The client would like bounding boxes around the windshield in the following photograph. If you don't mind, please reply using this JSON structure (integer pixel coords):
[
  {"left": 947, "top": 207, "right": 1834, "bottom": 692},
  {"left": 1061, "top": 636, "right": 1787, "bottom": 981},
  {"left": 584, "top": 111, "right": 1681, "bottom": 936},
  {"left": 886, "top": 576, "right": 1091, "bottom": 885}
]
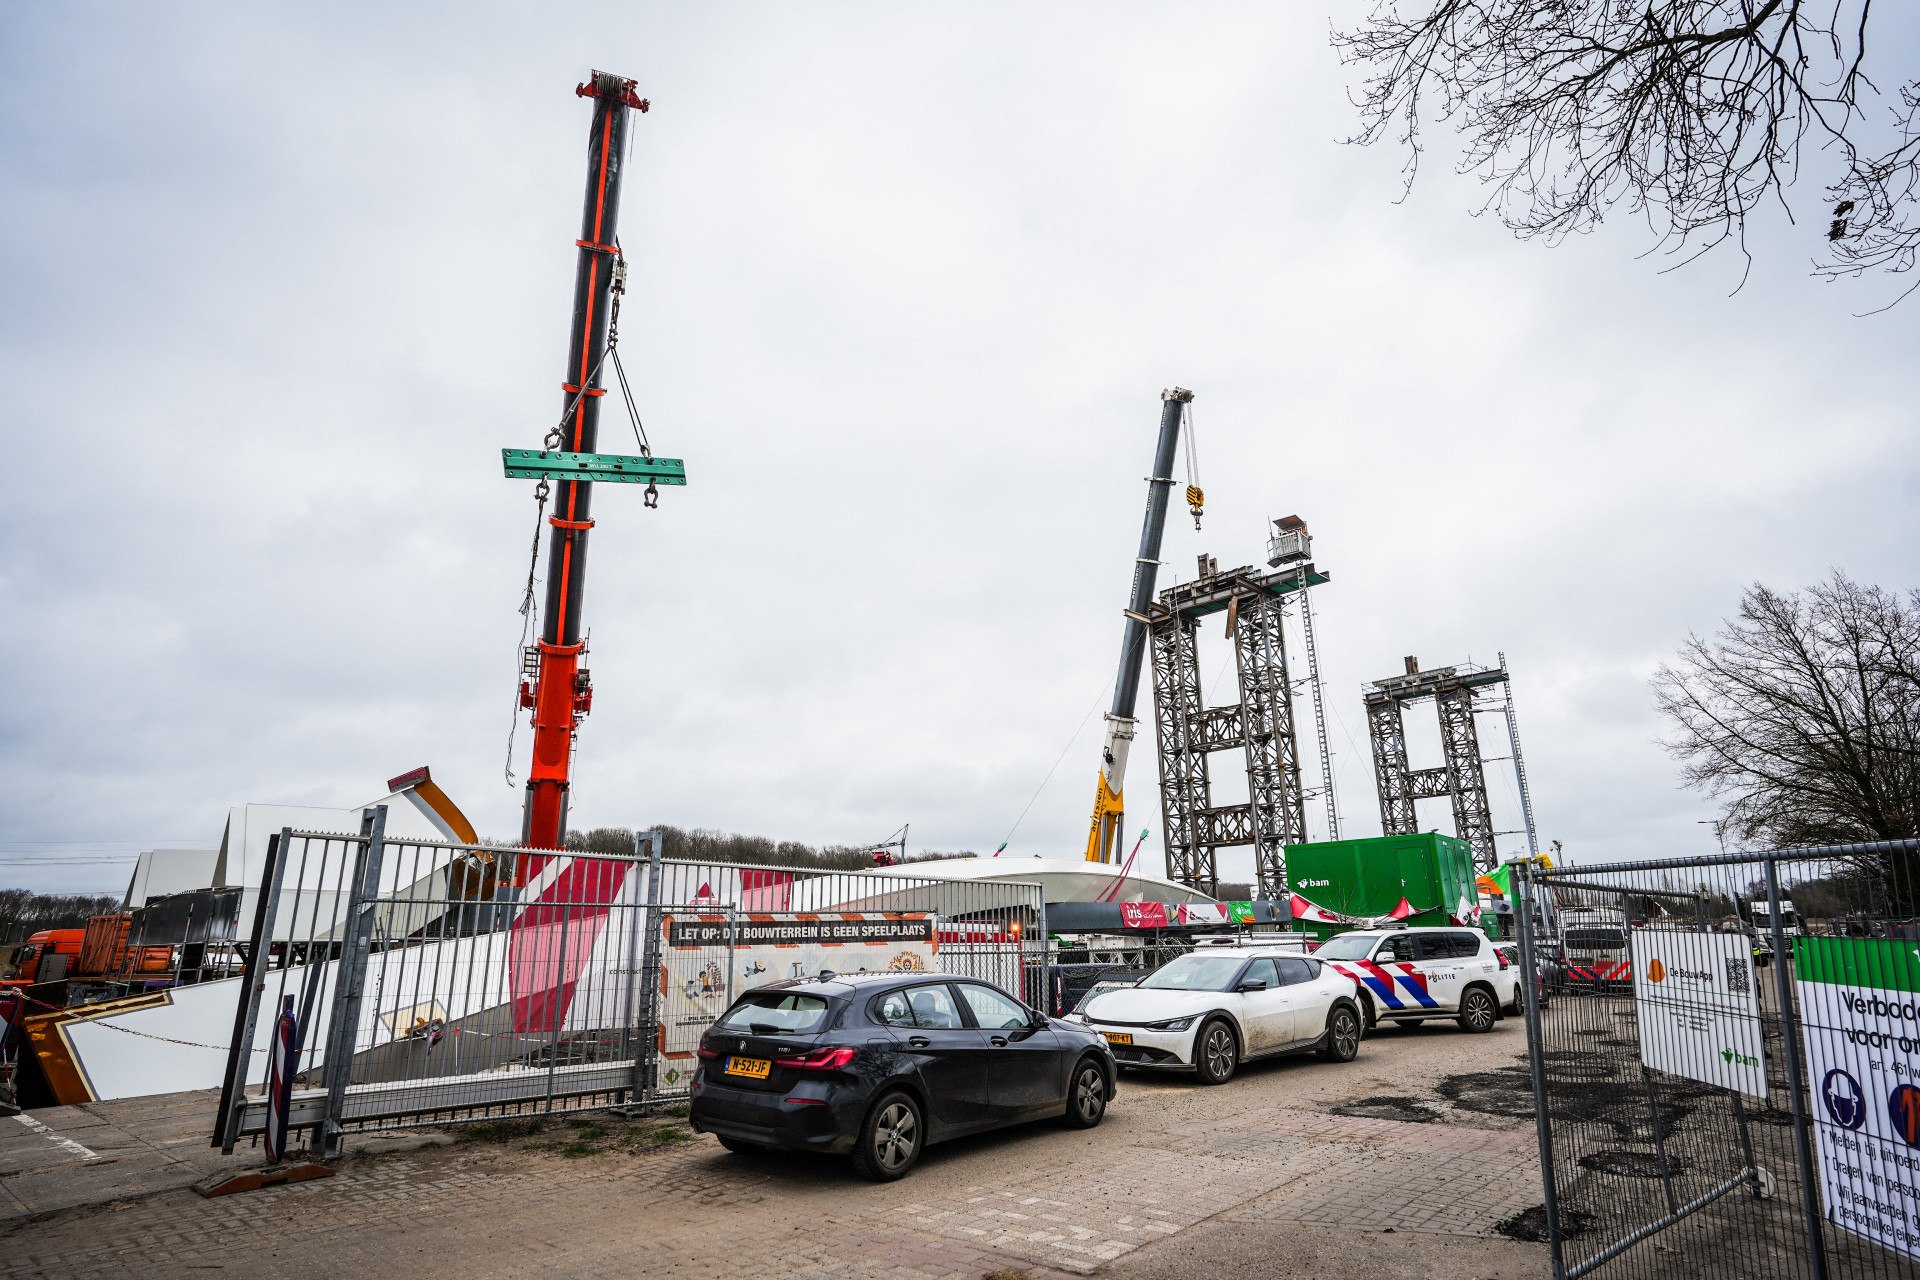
[
  {"left": 715, "top": 991, "right": 833, "bottom": 1035},
  {"left": 1313, "top": 933, "right": 1382, "bottom": 961},
  {"left": 1138, "top": 954, "right": 1248, "bottom": 992},
  {"left": 1565, "top": 928, "right": 1626, "bottom": 950}
]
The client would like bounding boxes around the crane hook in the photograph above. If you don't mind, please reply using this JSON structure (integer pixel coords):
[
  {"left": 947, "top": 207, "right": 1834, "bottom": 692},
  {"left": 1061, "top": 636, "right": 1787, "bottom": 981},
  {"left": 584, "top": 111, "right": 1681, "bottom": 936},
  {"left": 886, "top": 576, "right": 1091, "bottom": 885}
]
[{"left": 1185, "top": 484, "right": 1204, "bottom": 530}]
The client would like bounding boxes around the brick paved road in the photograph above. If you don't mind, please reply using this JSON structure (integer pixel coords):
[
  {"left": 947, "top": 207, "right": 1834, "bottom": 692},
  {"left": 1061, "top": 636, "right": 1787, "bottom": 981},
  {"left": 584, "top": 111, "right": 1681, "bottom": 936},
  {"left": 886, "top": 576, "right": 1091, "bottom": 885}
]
[{"left": 0, "top": 1020, "right": 1549, "bottom": 1279}]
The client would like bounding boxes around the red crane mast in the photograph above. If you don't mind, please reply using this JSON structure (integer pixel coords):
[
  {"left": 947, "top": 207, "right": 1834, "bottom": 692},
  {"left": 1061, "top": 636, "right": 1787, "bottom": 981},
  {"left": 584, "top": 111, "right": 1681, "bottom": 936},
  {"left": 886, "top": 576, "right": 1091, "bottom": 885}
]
[{"left": 515, "top": 71, "right": 653, "bottom": 850}]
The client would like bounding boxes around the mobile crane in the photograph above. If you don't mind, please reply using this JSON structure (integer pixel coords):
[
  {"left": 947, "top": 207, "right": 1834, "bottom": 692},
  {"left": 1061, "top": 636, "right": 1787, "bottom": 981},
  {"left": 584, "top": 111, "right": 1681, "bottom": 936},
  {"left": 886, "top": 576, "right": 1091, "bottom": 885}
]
[
  {"left": 502, "top": 71, "right": 686, "bottom": 851},
  {"left": 1083, "top": 389, "right": 1200, "bottom": 863}
]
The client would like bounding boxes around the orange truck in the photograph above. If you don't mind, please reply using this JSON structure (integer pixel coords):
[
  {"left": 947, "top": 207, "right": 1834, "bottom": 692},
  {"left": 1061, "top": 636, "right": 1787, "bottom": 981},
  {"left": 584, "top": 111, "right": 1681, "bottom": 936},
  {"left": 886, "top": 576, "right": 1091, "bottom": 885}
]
[
  {"left": 3, "top": 930, "right": 83, "bottom": 987},
  {"left": 3, "top": 917, "right": 173, "bottom": 991}
]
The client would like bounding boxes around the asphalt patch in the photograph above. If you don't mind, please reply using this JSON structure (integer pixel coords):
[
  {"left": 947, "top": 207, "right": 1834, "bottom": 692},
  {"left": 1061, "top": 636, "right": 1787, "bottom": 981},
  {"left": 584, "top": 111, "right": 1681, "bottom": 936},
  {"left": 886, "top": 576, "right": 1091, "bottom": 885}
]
[
  {"left": 1579, "top": 1149, "right": 1690, "bottom": 1179},
  {"left": 1495, "top": 1204, "right": 1596, "bottom": 1242},
  {"left": 1329, "top": 1095, "right": 1450, "bottom": 1124},
  {"left": 1437, "top": 1068, "right": 1539, "bottom": 1120}
]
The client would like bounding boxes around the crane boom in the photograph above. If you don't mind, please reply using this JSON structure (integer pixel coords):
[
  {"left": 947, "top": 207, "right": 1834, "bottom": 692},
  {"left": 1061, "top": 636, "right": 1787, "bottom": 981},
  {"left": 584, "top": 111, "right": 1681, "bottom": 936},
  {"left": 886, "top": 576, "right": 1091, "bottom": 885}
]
[
  {"left": 519, "top": 72, "right": 649, "bottom": 850},
  {"left": 1084, "top": 388, "right": 1192, "bottom": 863}
]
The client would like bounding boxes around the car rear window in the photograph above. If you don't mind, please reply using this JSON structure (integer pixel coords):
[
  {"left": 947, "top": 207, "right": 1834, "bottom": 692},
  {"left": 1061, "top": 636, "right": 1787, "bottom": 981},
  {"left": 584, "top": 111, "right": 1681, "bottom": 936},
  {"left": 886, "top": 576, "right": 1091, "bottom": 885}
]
[
  {"left": 1565, "top": 928, "right": 1626, "bottom": 950},
  {"left": 715, "top": 991, "right": 833, "bottom": 1035},
  {"left": 1422, "top": 932, "right": 1482, "bottom": 960}
]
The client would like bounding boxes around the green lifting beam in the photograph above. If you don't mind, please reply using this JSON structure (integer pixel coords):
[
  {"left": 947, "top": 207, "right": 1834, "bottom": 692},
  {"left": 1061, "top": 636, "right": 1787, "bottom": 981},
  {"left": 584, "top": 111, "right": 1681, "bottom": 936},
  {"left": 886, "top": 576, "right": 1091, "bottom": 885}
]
[{"left": 502, "top": 448, "right": 688, "bottom": 485}]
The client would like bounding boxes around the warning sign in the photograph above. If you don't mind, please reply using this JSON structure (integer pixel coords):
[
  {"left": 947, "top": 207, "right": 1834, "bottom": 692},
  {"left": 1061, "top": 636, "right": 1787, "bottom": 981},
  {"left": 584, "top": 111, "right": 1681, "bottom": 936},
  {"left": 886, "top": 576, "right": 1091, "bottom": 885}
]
[
  {"left": 659, "top": 913, "right": 937, "bottom": 1054},
  {"left": 1796, "top": 938, "right": 1920, "bottom": 1261}
]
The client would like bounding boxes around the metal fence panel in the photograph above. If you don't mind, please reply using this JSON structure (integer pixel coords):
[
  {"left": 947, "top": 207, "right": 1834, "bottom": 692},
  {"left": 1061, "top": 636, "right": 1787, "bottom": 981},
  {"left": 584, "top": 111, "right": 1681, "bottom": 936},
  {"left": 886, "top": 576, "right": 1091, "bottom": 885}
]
[
  {"left": 215, "top": 818, "right": 1047, "bottom": 1147},
  {"left": 1518, "top": 838, "right": 1920, "bottom": 1280}
]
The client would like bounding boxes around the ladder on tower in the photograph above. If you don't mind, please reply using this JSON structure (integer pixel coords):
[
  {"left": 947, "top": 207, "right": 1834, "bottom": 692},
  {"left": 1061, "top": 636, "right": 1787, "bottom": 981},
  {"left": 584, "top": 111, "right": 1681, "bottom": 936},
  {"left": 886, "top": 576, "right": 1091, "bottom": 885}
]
[
  {"left": 1498, "top": 652, "right": 1540, "bottom": 861},
  {"left": 1298, "top": 580, "right": 1339, "bottom": 840}
]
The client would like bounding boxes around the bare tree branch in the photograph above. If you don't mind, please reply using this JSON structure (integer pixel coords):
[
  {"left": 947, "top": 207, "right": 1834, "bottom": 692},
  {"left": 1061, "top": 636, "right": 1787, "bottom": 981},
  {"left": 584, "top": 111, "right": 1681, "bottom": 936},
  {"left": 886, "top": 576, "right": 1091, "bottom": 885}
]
[{"left": 1334, "top": 2, "right": 1920, "bottom": 301}]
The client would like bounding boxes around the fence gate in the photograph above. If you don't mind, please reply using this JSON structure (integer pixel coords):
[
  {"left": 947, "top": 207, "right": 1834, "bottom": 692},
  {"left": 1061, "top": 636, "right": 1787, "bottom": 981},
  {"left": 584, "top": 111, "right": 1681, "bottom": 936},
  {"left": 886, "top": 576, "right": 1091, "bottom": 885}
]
[
  {"left": 1515, "top": 837, "right": 1920, "bottom": 1280},
  {"left": 213, "top": 812, "right": 1048, "bottom": 1152}
]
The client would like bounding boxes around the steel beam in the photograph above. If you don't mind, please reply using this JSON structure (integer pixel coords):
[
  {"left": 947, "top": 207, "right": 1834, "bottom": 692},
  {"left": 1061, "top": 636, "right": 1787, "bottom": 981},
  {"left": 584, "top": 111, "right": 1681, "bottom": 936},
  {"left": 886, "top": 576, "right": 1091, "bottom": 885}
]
[
  {"left": 1435, "top": 686, "right": 1498, "bottom": 869},
  {"left": 1233, "top": 591, "right": 1306, "bottom": 897},
  {"left": 1367, "top": 693, "right": 1418, "bottom": 836}
]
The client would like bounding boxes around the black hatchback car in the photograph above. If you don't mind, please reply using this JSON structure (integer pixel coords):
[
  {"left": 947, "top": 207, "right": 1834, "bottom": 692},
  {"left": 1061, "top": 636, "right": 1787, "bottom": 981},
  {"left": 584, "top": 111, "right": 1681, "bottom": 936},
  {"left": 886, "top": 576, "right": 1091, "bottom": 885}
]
[{"left": 689, "top": 972, "right": 1115, "bottom": 1180}]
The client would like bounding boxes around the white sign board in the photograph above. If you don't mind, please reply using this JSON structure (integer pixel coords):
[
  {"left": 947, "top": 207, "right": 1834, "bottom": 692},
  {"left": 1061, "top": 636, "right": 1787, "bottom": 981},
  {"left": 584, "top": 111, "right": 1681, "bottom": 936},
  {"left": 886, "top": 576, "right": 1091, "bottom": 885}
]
[
  {"left": 659, "top": 912, "right": 937, "bottom": 1059},
  {"left": 1796, "top": 938, "right": 1920, "bottom": 1261},
  {"left": 1629, "top": 930, "right": 1766, "bottom": 1098}
]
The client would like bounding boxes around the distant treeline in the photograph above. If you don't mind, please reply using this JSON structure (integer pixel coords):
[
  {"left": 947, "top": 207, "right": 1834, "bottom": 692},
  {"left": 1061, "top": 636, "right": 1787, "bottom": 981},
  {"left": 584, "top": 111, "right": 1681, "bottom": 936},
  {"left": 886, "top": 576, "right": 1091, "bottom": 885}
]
[
  {"left": 0, "top": 890, "right": 123, "bottom": 947},
  {"left": 562, "top": 825, "right": 975, "bottom": 872}
]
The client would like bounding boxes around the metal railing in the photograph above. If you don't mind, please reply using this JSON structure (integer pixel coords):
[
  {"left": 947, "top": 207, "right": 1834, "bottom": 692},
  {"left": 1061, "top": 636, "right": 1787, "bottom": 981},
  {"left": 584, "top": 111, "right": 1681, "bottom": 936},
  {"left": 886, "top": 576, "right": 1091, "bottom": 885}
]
[
  {"left": 212, "top": 811, "right": 1046, "bottom": 1155},
  {"left": 1516, "top": 838, "right": 1920, "bottom": 1280}
]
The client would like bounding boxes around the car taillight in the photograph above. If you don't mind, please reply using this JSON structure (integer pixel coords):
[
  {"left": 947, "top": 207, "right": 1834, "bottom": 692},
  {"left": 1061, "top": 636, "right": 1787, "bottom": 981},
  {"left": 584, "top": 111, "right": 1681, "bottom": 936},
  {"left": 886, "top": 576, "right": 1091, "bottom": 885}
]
[
  {"left": 696, "top": 1044, "right": 720, "bottom": 1060},
  {"left": 775, "top": 1046, "right": 858, "bottom": 1072},
  {"left": 1496, "top": 950, "right": 1510, "bottom": 970}
]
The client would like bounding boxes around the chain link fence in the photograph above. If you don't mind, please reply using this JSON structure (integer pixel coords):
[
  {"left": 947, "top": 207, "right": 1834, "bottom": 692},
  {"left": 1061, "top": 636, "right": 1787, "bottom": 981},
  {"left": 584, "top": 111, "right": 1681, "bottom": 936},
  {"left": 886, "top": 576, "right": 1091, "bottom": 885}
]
[{"left": 1516, "top": 837, "right": 1920, "bottom": 1280}]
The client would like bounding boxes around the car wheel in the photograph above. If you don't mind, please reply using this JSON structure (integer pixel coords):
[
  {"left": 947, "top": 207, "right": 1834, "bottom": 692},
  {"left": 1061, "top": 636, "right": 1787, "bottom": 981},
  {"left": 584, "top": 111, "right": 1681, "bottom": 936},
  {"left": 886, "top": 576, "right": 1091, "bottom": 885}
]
[
  {"left": 1194, "top": 1019, "right": 1238, "bottom": 1085},
  {"left": 1458, "top": 987, "right": 1498, "bottom": 1034},
  {"left": 850, "top": 1091, "right": 923, "bottom": 1182},
  {"left": 715, "top": 1135, "right": 763, "bottom": 1155},
  {"left": 1063, "top": 1058, "right": 1108, "bottom": 1129},
  {"left": 1317, "top": 1004, "right": 1361, "bottom": 1062}
]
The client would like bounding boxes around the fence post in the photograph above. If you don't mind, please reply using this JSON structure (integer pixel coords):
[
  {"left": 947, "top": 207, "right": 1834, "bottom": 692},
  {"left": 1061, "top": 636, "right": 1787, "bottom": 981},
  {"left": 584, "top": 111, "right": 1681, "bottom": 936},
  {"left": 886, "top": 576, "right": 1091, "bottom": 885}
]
[
  {"left": 1036, "top": 896, "right": 1048, "bottom": 1007},
  {"left": 1515, "top": 864, "right": 1566, "bottom": 1280},
  {"left": 213, "top": 827, "right": 290, "bottom": 1153},
  {"left": 543, "top": 900, "right": 572, "bottom": 1112},
  {"left": 1640, "top": 1066, "right": 1680, "bottom": 1216},
  {"left": 633, "top": 828, "right": 665, "bottom": 1103},
  {"left": 615, "top": 833, "right": 647, "bottom": 1102},
  {"left": 318, "top": 805, "right": 388, "bottom": 1160},
  {"left": 1766, "top": 854, "right": 1829, "bottom": 1280}
]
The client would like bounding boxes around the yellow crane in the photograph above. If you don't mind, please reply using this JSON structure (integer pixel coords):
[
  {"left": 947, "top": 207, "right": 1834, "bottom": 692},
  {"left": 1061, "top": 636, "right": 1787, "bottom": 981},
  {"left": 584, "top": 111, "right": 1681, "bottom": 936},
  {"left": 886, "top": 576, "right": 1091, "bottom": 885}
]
[{"left": 1084, "top": 388, "right": 1202, "bottom": 862}]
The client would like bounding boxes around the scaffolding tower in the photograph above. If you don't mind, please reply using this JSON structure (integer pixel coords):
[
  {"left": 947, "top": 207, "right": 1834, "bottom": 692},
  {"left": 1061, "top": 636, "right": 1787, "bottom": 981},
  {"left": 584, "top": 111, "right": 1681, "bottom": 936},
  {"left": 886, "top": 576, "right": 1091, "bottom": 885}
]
[
  {"left": 1150, "top": 544, "right": 1330, "bottom": 899},
  {"left": 1363, "top": 657, "right": 1517, "bottom": 871}
]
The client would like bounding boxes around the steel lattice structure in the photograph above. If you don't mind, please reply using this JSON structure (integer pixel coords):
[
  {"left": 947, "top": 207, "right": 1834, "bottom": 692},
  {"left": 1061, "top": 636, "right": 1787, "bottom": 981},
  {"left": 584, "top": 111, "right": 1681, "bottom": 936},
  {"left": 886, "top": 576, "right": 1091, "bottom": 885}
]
[
  {"left": 1362, "top": 660, "right": 1511, "bottom": 871},
  {"left": 1150, "top": 561, "right": 1328, "bottom": 898}
]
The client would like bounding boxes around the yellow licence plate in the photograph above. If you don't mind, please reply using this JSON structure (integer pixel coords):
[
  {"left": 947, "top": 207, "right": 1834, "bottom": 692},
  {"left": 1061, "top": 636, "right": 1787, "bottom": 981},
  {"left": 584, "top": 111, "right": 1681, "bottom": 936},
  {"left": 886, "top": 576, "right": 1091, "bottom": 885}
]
[
  {"left": 1102, "top": 1032, "right": 1133, "bottom": 1046},
  {"left": 724, "top": 1056, "right": 772, "bottom": 1079}
]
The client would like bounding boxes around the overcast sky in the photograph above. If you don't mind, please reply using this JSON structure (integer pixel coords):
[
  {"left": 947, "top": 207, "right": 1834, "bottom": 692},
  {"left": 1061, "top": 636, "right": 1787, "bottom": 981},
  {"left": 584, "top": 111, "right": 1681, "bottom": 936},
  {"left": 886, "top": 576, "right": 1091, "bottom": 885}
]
[{"left": 4, "top": 4, "right": 1917, "bottom": 895}]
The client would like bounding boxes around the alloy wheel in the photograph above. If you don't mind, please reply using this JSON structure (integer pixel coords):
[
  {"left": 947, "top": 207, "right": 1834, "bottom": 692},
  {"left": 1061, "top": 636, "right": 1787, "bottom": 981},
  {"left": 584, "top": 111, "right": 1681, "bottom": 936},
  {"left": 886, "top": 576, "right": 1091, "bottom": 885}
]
[
  {"left": 874, "top": 1100, "right": 918, "bottom": 1172},
  {"left": 1462, "top": 990, "right": 1497, "bottom": 1032},
  {"left": 1202, "top": 1023, "right": 1237, "bottom": 1081},
  {"left": 1075, "top": 1066, "right": 1105, "bottom": 1122},
  {"left": 1331, "top": 1010, "right": 1360, "bottom": 1059}
]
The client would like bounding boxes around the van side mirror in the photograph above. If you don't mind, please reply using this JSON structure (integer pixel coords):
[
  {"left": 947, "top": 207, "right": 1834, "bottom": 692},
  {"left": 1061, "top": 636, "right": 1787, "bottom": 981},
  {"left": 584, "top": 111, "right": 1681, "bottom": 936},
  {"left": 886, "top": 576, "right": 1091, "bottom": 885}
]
[{"left": 1236, "top": 979, "right": 1269, "bottom": 992}]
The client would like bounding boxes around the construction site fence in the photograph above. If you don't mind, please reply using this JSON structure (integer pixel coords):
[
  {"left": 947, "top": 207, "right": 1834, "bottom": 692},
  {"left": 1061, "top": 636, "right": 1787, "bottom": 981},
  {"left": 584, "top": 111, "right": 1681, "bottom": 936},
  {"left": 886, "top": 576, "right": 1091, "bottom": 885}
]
[
  {"left": 1515, "top": 837, "right": 1920, "bottom": 1280},
  {"left": 212, "top": 811, "right": 1045, "bottom": 1157}
]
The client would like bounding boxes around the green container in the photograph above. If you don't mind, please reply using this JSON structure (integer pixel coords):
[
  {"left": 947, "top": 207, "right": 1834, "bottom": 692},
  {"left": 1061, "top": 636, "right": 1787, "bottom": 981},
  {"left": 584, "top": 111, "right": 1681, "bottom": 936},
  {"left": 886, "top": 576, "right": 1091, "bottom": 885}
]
[{"left": 1284, "top": 834, "right": 1481, "bottom": 942}]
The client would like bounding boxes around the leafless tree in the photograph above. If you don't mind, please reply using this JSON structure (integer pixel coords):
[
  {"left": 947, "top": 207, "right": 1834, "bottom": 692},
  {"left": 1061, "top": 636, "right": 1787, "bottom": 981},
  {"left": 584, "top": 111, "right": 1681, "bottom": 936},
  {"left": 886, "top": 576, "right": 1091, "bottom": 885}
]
[
  {"left": 1653, "top": 572, "right": 1920, "bottom": 852},
  {"left": 1335, "top": 2, "right": 1920, "bottom": 303}
]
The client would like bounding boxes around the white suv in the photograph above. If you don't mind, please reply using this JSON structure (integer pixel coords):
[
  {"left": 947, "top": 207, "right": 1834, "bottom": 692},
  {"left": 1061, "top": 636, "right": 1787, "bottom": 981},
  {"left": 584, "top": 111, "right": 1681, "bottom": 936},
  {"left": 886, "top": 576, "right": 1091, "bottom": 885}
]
[
  {"left": 1072, "top": 946, "right": 1366, "bottom": 1084},
  {"left": 1312, "top": 927, "right": 1521, "bottom": 1034}
]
